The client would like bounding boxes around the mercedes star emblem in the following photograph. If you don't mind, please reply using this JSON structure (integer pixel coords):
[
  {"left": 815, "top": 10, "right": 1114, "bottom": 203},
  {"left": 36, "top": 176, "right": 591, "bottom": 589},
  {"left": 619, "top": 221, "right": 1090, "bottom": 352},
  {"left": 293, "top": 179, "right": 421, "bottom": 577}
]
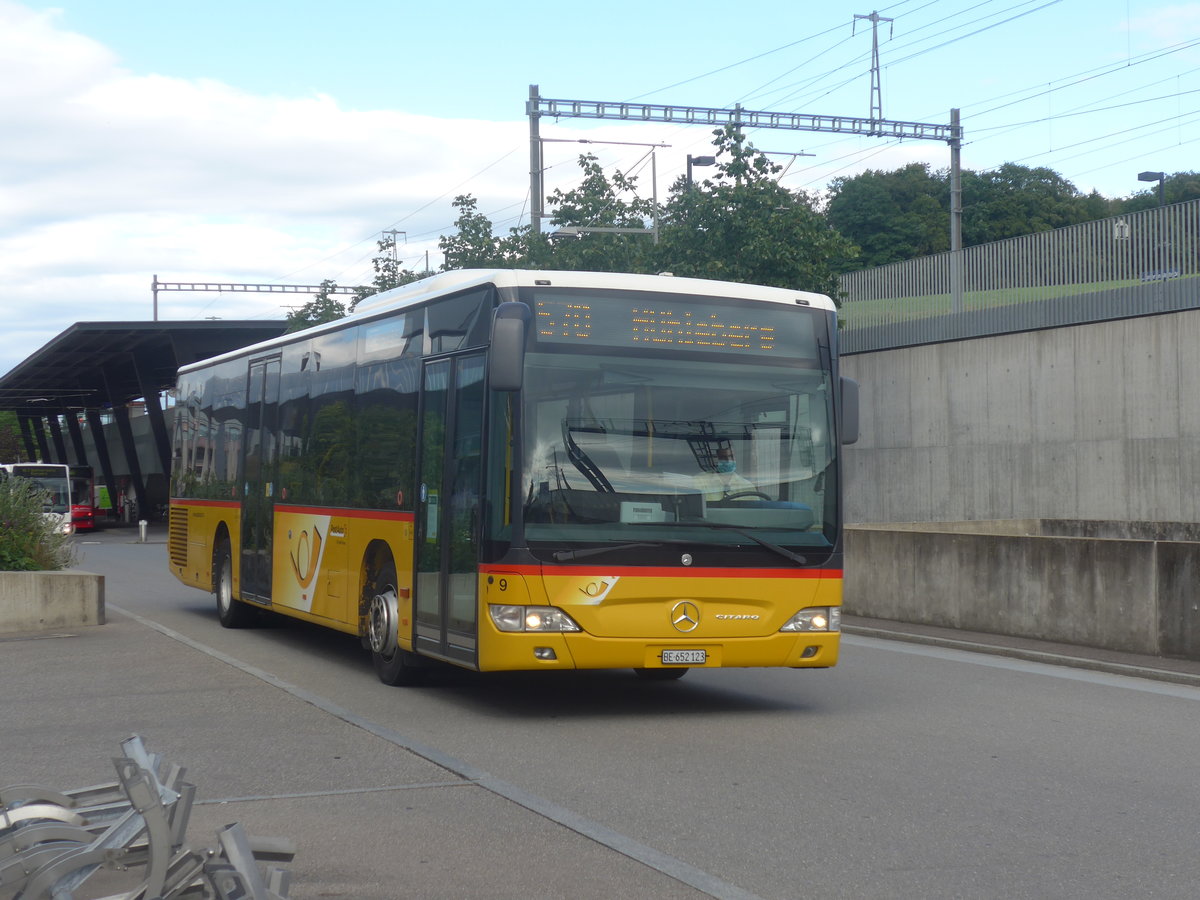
[{"left": 671, "top": 600, "right": 700, "bottom": 633}]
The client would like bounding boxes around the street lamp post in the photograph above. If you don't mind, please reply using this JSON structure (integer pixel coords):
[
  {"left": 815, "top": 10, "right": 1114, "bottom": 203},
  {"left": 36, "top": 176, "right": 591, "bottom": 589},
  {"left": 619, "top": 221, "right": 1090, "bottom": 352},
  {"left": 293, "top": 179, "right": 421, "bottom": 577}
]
[
  {"left": 1137, "top": 170, "right": 1169, "bottom": 292},
  {"left": 686, "top": 154, "right": 716, "bottom": 186},
  {"left": 1138, "top": 170, "right": 1166, "bottom": 207}
]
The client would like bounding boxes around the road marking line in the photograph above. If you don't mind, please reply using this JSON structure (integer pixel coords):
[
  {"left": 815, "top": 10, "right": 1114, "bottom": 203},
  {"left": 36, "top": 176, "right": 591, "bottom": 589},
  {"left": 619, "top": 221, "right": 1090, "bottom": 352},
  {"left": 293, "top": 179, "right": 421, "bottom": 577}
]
[{"left": 111, "top": 604, "right": 765, "bottom": 900}]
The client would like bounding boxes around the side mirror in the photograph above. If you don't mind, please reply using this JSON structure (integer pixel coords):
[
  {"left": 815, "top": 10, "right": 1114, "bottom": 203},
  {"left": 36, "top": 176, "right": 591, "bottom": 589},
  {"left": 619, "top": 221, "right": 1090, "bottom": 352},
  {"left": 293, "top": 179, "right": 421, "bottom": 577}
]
[
  {"left": 839, "top": 376, "right": 859, "bottom": 445},
  {"left": 489, "top": 302, "right": 530, "bottom": 392}
]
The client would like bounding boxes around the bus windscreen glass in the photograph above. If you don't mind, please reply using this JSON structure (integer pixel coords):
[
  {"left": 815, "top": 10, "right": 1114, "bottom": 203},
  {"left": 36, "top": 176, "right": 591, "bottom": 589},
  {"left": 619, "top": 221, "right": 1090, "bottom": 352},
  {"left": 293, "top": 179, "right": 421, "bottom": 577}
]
[
  {"left": 9, "top": 465, "right": 71, "bottom": 513},
  {"left": 517, "top": 292, "right": 836, "bottom": 563}
]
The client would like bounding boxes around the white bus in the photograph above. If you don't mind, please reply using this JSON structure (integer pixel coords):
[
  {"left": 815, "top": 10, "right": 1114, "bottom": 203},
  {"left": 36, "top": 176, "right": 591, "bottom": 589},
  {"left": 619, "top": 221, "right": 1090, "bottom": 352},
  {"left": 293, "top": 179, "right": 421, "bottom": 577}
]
[{"left": 1, "top": 463, "right": 75, "bottom": 535}]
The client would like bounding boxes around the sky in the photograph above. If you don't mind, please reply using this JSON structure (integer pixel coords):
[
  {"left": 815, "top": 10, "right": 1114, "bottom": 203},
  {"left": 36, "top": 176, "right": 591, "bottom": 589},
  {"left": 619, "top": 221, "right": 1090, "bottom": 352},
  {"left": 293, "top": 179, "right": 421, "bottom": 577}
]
[{"left": 1, "top": 0, "right": 1197, "bottom": 379}]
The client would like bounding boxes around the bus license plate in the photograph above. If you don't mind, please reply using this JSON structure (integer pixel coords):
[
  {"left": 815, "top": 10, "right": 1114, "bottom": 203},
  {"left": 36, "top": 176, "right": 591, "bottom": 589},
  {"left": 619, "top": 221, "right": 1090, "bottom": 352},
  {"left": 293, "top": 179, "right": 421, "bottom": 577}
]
[{"left": 662, "top": 649, "right": 706, "bottom": 665}]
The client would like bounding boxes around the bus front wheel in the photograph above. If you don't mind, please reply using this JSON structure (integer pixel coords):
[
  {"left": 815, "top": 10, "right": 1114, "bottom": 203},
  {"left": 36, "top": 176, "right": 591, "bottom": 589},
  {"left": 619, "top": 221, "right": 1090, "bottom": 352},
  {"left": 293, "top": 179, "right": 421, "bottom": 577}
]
[
  {"left": 214, "top": 539, "right": 254, "bottom": 628},
  {"left": 365, "top": 557, "right": 424, "bottom": 686}
]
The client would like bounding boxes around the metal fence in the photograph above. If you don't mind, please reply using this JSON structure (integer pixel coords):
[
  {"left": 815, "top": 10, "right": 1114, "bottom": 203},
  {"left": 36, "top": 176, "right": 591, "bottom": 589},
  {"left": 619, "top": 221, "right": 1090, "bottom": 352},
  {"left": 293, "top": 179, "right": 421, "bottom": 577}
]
[{"left": 838, "top": 198, "right": 1200, "bottom": 354}]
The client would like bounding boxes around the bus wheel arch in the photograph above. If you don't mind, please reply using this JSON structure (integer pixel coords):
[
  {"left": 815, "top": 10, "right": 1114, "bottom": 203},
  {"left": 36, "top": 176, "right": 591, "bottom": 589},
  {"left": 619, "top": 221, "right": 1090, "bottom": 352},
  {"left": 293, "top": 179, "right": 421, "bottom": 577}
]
[{"left": 360, "top": 542, "right": 423, "bottom": 686}]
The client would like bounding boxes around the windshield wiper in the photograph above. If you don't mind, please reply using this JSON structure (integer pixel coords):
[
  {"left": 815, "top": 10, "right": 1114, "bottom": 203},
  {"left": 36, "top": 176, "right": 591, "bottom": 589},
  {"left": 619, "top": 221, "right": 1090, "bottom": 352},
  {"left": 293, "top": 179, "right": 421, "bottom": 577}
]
[
  {"left": 553, "top": 542, "right": 665, "bottom": 561},
  {"left": 640, "top": 522, "right": 808, "bottom": 566}
]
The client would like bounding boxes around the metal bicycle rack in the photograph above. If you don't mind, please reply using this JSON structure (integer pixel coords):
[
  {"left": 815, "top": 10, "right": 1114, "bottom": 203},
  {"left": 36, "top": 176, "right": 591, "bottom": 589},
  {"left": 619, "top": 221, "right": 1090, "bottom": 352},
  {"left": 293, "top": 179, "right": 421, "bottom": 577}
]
[{"left": 1, "top": 735, "right": 295, "bottom": 899}]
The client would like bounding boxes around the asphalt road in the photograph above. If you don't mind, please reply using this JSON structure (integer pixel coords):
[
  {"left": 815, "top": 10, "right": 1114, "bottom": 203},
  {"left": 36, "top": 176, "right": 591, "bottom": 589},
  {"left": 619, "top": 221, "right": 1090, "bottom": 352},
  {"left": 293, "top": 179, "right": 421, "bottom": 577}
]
[{"left": 8, "top": 526, "right": 1200, "bottom": 899}]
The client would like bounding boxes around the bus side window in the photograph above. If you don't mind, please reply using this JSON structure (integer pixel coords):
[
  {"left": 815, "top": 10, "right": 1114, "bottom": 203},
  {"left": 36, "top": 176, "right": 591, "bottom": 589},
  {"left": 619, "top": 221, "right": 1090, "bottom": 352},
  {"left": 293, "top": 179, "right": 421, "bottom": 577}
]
[{"left": 426, "top": 289, "right": 492, "bottom": 354}]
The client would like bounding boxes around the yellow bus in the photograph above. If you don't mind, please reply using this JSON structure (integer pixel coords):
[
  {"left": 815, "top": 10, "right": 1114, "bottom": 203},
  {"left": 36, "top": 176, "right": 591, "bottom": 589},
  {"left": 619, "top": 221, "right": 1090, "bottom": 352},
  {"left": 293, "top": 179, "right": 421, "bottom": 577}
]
[{"left": 168, "top": 270, "right": 858, "bottom": 684}]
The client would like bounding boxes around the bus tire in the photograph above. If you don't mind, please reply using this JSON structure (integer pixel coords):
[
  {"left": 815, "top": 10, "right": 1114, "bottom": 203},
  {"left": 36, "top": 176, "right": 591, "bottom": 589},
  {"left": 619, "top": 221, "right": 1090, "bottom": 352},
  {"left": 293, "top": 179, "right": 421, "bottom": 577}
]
[
  {"left": 214, "top": 539, "right": 254, "bottom": 628},
  {"left": 634, "top": 667, "right": 689, "bottom": 681},
  {"left": 365, "top": 556, "right": 424, "bottom": 686}
]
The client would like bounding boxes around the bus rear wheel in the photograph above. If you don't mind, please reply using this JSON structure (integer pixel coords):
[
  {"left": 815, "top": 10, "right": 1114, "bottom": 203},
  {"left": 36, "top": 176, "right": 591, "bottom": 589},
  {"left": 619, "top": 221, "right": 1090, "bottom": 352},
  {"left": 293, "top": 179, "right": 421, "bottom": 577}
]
[
  {"left": 365, "top": 557, "right": 423, "bottom": 686},
  {"left": 214, "top": 539, "right": 254, "bottom": 628}
]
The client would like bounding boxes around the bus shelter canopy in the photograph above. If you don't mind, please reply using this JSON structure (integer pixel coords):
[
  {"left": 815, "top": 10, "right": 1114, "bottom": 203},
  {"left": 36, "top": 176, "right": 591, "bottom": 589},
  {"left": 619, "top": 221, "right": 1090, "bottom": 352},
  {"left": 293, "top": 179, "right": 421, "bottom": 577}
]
[
  {"left": 0, "top": 321, "right": 287, "bottom": 413},
  {"left": 0, "top": 320, "right": 287, "bottom": 521}
]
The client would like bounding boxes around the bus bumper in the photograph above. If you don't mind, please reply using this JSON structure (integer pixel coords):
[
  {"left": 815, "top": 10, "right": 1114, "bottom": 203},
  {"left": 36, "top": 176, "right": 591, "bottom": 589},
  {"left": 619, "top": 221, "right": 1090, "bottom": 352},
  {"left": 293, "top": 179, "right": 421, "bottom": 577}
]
[{"left": 477, "top": 630, "right": 840, "bottom": 672}]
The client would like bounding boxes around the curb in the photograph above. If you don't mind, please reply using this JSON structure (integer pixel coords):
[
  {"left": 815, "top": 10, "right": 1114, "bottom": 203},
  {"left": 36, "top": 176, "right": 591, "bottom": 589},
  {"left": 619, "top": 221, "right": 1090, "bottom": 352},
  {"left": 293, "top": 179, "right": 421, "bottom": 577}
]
[{"left": 844, "top": 624, "right": 1200, "bottom": 689}]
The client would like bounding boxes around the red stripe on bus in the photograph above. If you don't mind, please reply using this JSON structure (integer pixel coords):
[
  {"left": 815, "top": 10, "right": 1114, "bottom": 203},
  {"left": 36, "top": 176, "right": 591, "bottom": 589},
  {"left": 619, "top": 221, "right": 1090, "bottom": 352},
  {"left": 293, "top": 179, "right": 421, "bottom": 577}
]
[
  {"left": 479, "top": 563, "right": 841, "bottom": 579},
  {"left": 274, "top": 504, "right": 415, "bottom": 522},
  {"left": 169, "top": 499, "right": 414, "bottom": 522}
]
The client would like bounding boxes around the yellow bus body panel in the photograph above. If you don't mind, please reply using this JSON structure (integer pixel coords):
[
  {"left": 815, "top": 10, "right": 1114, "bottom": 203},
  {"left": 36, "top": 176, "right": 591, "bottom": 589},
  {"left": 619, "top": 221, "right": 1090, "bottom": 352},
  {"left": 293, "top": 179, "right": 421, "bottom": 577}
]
[
  {"left": 478, "top": 565, "right": 842, "bottom": 672},
  {"left": 169, "top": 501, "right": 417, "bottom": 643}
]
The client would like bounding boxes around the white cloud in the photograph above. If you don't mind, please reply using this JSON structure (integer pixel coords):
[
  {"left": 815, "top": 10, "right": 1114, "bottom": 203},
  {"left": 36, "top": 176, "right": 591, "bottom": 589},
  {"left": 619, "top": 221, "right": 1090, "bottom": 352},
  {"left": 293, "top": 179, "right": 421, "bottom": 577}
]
[
  {"left": 9, "top": 0, "right": 1187, "bottom": 379},
  {"left": 0, "top": 1, "right": 547, "bottom": 375},
  {"left": 1127, "top": 4, "right": 1200, "bottom": 42}
]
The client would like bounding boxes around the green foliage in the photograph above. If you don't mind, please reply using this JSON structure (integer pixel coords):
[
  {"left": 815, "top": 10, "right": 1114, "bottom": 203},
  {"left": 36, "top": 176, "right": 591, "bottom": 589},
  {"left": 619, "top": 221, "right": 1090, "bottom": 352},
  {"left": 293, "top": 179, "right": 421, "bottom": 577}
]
[
  {"left": 826, "top": 161, "right": 1126, "bottom": 261},
  {"left": 350, "top": 235, "right": 423, "bottom": 310},
  {"left": 0, "top": 411, "right": 24, "bottom": 462},
  {"left": 961, "top": 163, "right": 1099, "bottom": 244},
  {"left": 653, "top": 127, "right": 859, "bottom": 295},
  {"left": 286, "top": 280, "right": 350, "bottom": 332},
  {"left": 438, "top": 196, "right": 523, "bottom": 270},
  {"left": 541, "top": 154, "right": 658, "bottom": 273},
  {"left": 826, "top": 163, "right": 950, "bottom": 267},
  {"left": 310, "top": 137, "right": 1169, "bottom": 309},
  {"left": 430, "top": 129, "right": 856, "bottom": 298},
  {"left": 1117, "top": 171, "right": 1200, "bottom": 212},
  {"left": 287, "top": 234, "right": 425, "bottom": 332},
  {"left": 0, "top": 476, "right": 75, "bottom": 571}
]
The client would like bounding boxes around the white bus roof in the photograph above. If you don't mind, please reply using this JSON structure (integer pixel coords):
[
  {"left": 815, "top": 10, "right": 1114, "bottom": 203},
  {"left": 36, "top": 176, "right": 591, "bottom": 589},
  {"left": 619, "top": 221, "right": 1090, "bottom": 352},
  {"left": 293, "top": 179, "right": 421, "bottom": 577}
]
[{"left": 178, "top": 270, "right": 835, "bottom": 375}]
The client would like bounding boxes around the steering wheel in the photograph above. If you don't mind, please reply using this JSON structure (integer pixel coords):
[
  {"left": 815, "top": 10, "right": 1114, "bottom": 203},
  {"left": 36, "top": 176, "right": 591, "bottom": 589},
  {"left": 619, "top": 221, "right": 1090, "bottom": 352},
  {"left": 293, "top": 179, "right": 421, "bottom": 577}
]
[{"left": 723, "top": 491, "right": 772, "bottom": 501}]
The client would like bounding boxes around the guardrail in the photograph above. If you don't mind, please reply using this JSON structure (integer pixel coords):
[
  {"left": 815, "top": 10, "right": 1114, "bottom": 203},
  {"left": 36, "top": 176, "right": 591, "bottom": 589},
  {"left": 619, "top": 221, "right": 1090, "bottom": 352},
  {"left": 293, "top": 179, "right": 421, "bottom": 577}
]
[{"left": 1, "top": 735, "right": 295, "bottom": 899}]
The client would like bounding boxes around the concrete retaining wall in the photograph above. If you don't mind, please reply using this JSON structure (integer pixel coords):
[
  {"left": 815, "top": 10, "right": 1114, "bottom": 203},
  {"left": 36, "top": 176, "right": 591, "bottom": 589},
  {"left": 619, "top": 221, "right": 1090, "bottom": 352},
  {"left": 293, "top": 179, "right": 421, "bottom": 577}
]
[
  {"left": 845, "top": 521, "right": 1200, "bottom": 659},
  {"left": 840, "top": 305, "right": 1200, "bottom": 525},
  {"left": 0, "top": 570, "right": 105, "bottom": 634}
]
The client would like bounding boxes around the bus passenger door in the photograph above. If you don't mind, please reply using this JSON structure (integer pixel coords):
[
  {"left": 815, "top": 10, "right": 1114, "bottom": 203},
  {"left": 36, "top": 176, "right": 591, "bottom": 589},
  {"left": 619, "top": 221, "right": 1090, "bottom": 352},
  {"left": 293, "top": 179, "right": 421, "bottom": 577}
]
[
  {"left": 415, "top": 354, "right": 486, "bottom": 666},
  {"left": 240, "top": 355, "right": 281, "bottom": 601}
]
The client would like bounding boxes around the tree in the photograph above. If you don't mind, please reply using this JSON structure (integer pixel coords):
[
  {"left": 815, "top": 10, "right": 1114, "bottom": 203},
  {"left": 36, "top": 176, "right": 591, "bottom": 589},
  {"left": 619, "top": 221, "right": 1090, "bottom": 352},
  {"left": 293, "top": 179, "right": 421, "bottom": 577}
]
[
  {"left": 0, "top": 411, "right": 24, "bottom": 462},
  {"left": 438, "top": 195, "right": 522, "bottom": 270},
  {"left": 286, "top": 234, "right": 425, "bottom": 331},
  {"left": 542, "top": 153, "right": 659, "bottom": 273},
  {"left": 1118, "top": 171, "right": 1200, "bottom": 212},
  {"left": 350, "top": 234, "right": 423, "bottom": 309},
  {"left": 653, "top": 127, "right": 858, "bottom": 296},
  {"left": 285, "top": 279, "right": 349, "bottom": 332},
  {"left": 431, "top": 141, "right": 854, "bottom": 294},
  {"left": 961, "top": 163, "right": 1093, "bottom": 245},
  {"left": 826, "top": 163, "right": 950, "bottom": 267}
]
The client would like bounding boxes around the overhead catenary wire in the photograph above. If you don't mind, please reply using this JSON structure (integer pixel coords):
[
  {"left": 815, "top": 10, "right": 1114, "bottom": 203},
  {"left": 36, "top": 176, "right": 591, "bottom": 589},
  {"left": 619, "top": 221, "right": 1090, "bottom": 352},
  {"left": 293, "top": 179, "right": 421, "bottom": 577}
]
[{"left": 271, "top": 0, "right": 1194, "bottom": 289}]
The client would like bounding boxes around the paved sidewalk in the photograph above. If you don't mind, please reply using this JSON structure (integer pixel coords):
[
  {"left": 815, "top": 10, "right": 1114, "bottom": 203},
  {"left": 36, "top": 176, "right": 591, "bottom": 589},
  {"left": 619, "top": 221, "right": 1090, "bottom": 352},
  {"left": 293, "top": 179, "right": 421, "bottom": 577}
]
[{"left": 1, "top": 524, "right": 710, "bottom": 900}]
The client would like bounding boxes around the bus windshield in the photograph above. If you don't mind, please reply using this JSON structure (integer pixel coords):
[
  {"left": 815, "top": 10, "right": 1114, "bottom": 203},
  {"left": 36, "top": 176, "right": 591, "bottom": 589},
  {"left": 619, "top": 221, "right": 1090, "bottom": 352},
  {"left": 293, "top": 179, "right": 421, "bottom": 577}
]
[
  {"left": 518, "top": 323, "right": 837, "bottom": 562},
  {"left": 9, "top": 465, "right": 71, "bottom": 514}
]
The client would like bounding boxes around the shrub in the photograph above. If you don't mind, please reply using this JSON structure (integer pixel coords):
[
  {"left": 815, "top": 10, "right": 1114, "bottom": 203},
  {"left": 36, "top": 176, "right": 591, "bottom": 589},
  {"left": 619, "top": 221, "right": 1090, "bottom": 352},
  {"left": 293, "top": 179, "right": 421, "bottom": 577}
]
[{"left": 0, "top": 476, "right": 75, "bottom": 571}]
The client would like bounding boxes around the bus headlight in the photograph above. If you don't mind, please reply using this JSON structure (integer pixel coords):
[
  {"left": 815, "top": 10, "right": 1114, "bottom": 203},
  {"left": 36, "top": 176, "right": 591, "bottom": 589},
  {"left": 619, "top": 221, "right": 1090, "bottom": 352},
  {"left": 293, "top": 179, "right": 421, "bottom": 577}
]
[
  {"left": 489, "top": 605, "right": 582, "bottom": 633},
  {"left": 779, "top": 607, "right": 841, "bottom": 633}
]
